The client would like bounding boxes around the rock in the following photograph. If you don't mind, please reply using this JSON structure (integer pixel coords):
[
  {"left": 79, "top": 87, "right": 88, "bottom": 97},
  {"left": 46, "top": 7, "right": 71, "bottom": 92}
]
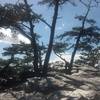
[
  {"left": 0, "top": 93, "right": 16, "bottom": 100},
  {"left": 71, "top": 89, "right": 97, "bottom": 100},
  {"left": 48, "top": 90, "right": 72, "bottom": 100},
  {"left": 48, "top": 89, "right": 97, "bottom": 100},
  {"left": 95, "top": 91, "right": 100, "bottom": 100},
  {"left": 60, "top": 96, "right": 87, "bottom": 100},
  {"left": 80, "top": 85, "right": 90, "bottom": 90},
  {"left": 47, "top": 90, "right": 86, "bottom": 100},
  {"left": 79, "top": 84, "right": 96, "bottom": 90}
]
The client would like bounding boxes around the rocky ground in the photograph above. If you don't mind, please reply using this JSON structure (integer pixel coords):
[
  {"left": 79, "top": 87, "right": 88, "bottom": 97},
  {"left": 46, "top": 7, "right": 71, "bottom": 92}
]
[{"left": 0, "top": 65, "right": 100, "bottom": 100}]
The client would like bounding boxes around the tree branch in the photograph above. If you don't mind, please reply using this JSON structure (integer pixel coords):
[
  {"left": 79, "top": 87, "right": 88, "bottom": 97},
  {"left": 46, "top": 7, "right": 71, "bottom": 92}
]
[
  {"left": 18, "top": 22, "right": 30, "bottom": 30},
  {"left": 32, "top": 11, "right": 51, "bottom": 28},
  {"left": 54, "top": 50, "right": 68, "bottom": 63}
]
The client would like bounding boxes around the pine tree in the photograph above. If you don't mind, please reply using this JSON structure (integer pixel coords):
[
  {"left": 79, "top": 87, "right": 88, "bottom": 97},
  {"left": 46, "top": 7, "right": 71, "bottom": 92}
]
[
  {"left": 39, "top": 0, "right": 76, "bottom": 75},
  {"left": 77, "top": 46, "right": 100, "bottom": 67},
  {"left": 56, "top": 0, "right": 100, "bottom": 74}
]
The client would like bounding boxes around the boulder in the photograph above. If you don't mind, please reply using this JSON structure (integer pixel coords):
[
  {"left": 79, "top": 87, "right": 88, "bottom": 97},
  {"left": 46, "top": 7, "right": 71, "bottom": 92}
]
[{"left": 71, "top": 89, "right": 97, "bottom": 100}]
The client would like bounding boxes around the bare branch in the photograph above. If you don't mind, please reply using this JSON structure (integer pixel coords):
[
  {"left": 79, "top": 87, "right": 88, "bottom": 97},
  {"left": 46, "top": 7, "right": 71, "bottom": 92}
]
[
  {"left": 18, "top": 22, "right": 30, "bottom": 29},
  {"left": 53, "top": 50, "right": 67, "bottom": 63},
  {"left": 80, "top": 0, "right": 100, "bottom": 8},
  {"left": 32, "top": 11, "right": 51, "bottom": 28}
]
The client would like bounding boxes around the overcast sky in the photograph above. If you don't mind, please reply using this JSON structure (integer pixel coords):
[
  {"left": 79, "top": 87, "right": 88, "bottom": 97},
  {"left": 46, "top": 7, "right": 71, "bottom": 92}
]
[{"left": 0, "top": 0, "right": 100, "bottom": 61}]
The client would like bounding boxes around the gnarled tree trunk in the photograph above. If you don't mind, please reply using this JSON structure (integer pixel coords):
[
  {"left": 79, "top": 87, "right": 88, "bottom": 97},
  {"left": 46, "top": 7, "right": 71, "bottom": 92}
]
[
  {"left": 67, "top": 1, "right": 91, "bottom": 74},
  {"left": 43, "top": 1, "right": 59, "bottom": 75}
]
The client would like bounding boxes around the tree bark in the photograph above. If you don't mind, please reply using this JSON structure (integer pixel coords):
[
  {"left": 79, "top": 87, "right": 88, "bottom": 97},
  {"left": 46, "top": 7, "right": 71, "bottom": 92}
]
[
  {"left": 68, "top": 1, "right": 91, "bottom": 74},
  {"left": 67, "top": 34, "right": 81, "bottom": 74},
  {"left": 24, "top": 0, "right": 39, "bottom": 74},
  {"left": 43, "top": 1, "right": 59, "bottom": 75}
]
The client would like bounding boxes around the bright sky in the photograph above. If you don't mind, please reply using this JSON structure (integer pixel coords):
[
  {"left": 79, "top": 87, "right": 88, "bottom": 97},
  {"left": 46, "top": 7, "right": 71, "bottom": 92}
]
[{"left": 0, "top": 0, "right": 100, "bottom": 62}]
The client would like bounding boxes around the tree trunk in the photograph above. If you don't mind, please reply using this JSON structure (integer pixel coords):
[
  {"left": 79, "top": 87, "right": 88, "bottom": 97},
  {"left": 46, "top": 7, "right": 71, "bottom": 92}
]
[
  {"left": 67, "top": 1, "right": 91, "bottom": 74},
  {"left": 30, "top": 24, "right": 39, "bottom": 74},
  {"left": 67, "top": 34, "right": 81, "bottom": 74},
  {"left": 43, "top": 1, "right": 59, "bottom": 75},
  {"left": 24, "top": 0, "right": 39, "bottom": 74}
]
